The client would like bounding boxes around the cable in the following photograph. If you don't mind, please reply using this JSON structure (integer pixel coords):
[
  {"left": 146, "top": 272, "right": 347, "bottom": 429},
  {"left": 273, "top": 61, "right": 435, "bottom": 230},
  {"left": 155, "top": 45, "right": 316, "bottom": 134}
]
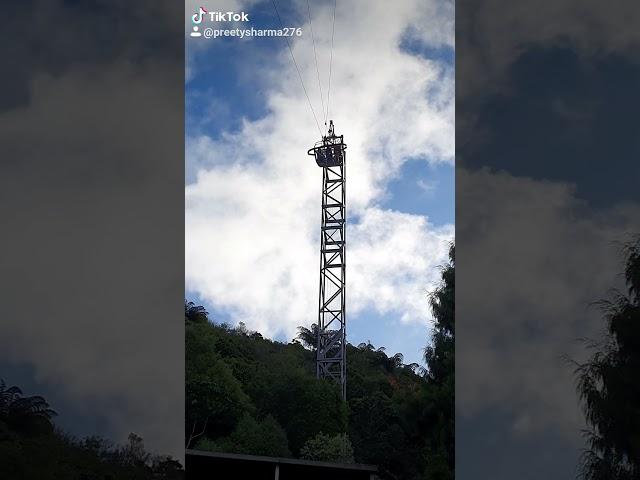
[
  {"left": 306, "top": 0, "right": 326, "bottom": 134},
  {"left": 271, "top": 0, "right": 323, "bottom": 137},
  {"left": 324, "top": 0, "right": 337, "bottom": 128}
]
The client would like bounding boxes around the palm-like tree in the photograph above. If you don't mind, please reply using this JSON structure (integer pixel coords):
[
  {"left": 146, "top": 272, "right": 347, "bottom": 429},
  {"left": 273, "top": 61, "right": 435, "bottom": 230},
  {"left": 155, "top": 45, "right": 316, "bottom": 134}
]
[
  {"left": 0, "top": 379, "right": 57, "bottom": 435},
  {"left": 356, "top": 342, "right": 404, "bottom": 371},
  {"left": 357, "top": 341, "right": 376, "bottom": 352},
  {"left": 296, "top": 324, "right": 319, "bottom": 349},
  {"left": 185, "top": 301, "right": 209, "bottom": 324},
  {"left": 390, "top": 352, "right": 404, "bottom": 369},
  {"left": 380, "top": 352, "right": 404, "bottom": 372}
]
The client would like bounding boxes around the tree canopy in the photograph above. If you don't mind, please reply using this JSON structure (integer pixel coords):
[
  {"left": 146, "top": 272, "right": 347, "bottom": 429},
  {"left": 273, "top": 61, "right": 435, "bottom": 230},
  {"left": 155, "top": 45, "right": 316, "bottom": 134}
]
[
  {"left": 574, "top": 238, "right": 640, "bottom": 479},
  {"left": 422, "top": 244, "right": 454, "bottom": 480}
]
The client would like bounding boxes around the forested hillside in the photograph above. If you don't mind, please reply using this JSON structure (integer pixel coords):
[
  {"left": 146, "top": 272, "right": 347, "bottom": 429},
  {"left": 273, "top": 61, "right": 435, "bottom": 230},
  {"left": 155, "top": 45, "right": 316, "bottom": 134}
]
[{"left": 186, "top": 245, "right": 454, "bottom": 480}]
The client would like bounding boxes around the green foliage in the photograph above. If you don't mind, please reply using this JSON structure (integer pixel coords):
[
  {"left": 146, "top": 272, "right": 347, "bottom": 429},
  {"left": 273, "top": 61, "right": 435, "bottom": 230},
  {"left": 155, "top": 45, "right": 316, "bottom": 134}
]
[
  {"left": 198, "top": 414, "right": 291, "bottom": 457},
  {"left": 185, "top": 309, "right": 347, "bottom": 456},
  {"left": 348, "top": 381, "right": 425, "bottom": 479},
  {"left": 186, "top": 283, "right": 452, "bottom": 480},
  {"left": 296, "top": 324, "right": 319, "bottom": 349},
  {"left": 300, "top": 432, "right": 354, "bottom": 463},
  {"left": 424, "top": 244, "right": 455, "bottom": 384},
  {"left": 422, "top": 243, "right": 455, "bottom": 480},
  {"left": 260, "top": 367, "right": 347, "bottom": 454},
  {"left": 320, "top": 251, "right": 455, "bottom": 480},
  {"left": 574, "top": 237, "right": 640, "bottom": 480},
  {"left": 186, "top": 321, "right": 254, "bottom": 444},
  {"left": 185, "top": 301, "right": 209, "bottom": 324}
]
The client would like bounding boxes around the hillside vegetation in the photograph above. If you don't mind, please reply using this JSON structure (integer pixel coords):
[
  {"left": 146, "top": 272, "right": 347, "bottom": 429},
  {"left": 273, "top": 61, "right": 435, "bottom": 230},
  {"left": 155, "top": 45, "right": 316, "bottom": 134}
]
[
  {"left": 186, "top": 245, "right": 454, "bottom": 480},
  {"left": 0, "top": 380, "right": 183, "bottom": 479}
]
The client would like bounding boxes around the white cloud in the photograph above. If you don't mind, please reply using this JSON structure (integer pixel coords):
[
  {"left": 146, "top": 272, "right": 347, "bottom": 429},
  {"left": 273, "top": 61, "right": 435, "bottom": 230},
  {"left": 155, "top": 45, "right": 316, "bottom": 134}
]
[
  {"left": 349, "top": 208, "right": 453, "bottom": 324},
  {"left": 186, "top": 0, "right": 454, "bottom": 339},
  {"left": 416, "top": 178, "right": 437, "bottom": 194}
]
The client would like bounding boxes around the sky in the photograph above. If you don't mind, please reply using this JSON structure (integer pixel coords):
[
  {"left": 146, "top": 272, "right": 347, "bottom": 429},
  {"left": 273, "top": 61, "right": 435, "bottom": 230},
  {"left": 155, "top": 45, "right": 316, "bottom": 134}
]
[
  {"left": 455, "top": 0, "right": 640, "bottom": 477},
  {"left": 184, "top": 0, "right": 455, "bottom": 365}
]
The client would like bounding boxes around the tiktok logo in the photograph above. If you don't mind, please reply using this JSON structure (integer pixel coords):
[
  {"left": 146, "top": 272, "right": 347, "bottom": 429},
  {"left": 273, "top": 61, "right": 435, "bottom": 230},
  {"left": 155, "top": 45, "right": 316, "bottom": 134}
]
[{"left": 192, "top": 6, "right": 207, "bottom": 24}]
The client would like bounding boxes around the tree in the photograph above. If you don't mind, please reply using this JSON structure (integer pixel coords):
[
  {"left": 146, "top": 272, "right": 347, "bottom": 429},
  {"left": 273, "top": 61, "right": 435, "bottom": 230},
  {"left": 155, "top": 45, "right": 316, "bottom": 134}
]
[
  {"left": 151, "top": 456, "right": 185, "bottom": 479},
  {"left": 185, "top": 323, "right": 254, "bottom": 447},
  {"left": 185, "top": 301, "right": 209, "bottom": 324},
  {"left": 300, "top": 432, "right": 354, "bottom": 463},
  {"left": 424, "top": 244, "right": 455, "bottom": 385},
  {"left": 574, "top": 238, "right": 640, "bottom": 479},
  {"left": 118, "top": 432, "right": 151, "bottom": 467},
  {"left": 348, "top": 390, "right": 413, "bottom": 477},
  {"left": 0, "top": 379, "right": 57, "bottom": 436},
  {"left": 260, "top": 367, "right": 348, "bottom": 455},
  {"left": 197, "top": 414, "right": 291, "bottom": 458},
  {"left": 296, "top": 324, "right": 319, "bottom": 349},
  {"left": 422, "top": 243, "right": 454, "bottom": 480}
]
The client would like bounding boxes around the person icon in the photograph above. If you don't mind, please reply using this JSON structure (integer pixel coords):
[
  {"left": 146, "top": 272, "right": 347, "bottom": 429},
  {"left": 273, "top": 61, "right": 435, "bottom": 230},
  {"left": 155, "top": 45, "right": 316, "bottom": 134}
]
[{"left": 190, "top": 26, "right": 202, "bottom": 38}]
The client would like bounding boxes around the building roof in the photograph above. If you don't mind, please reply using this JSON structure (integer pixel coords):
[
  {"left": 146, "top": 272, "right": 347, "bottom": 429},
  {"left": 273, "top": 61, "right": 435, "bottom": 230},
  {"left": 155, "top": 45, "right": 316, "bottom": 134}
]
[{"left": 185, "top": 449, "right": 377, "bottom": 472}]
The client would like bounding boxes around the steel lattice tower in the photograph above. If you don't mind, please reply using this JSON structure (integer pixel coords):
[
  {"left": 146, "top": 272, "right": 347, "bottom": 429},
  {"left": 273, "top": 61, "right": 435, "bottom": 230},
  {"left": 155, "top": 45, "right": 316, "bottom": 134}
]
[{"left": 308, "top": 120, "right": 347, "bottom": 400}]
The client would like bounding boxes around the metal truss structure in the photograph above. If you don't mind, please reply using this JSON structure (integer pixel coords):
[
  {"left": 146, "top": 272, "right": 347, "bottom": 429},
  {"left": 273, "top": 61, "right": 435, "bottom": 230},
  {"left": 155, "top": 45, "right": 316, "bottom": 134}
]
[{"left": 308, "top": 120, "right": 347, "bottom": 400}]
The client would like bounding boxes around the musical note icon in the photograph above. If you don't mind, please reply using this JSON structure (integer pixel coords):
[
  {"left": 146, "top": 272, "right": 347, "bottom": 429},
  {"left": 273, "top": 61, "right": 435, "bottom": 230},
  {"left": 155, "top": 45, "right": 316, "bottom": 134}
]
[{"left": 192, "top": 6, "right": 207, "bottom": 24}]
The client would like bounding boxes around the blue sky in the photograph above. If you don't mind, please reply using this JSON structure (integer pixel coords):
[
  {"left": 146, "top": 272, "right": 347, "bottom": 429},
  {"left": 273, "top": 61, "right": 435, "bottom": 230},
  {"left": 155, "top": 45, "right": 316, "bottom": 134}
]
[{"left": 185, "top": 0, "right": 454, "bottom": 365}]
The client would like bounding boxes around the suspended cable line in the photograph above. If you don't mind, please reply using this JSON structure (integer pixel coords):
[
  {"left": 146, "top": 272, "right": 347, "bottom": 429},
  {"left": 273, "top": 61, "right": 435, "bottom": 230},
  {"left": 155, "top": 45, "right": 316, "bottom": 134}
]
[
  {"left": 270, "top": 0, "right": 323, "bottom": 137},
  {"left": 306, "top": 0, "right": 326, "bottom": 134},
  {"left": 324, "top": 0, "right": 337, "bottom": 127}
]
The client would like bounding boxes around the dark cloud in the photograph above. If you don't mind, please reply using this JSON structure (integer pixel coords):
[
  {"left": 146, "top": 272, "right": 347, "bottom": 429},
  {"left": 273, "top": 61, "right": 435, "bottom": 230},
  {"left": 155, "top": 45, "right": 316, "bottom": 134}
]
[
  {"left": 457, "top": 408, "right": 581, "bottom": 479},
  {"left": 459, "top": 46, "right": 640, "bottom": 207},
  {"left": 0, "top": 0, "right": 184, "bottom": 458}
]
